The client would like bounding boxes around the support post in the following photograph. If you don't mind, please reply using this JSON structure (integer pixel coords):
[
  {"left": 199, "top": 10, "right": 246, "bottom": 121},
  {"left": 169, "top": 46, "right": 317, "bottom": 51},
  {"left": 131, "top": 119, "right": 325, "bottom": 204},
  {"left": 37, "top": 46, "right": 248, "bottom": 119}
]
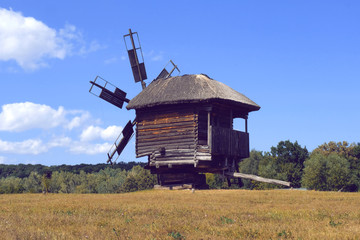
[
  {"left": 245, "top": 117, "right": 248, "bottom": 133},
  {"left": 207, "top": 111, "right": 211, "bottom": 148}
]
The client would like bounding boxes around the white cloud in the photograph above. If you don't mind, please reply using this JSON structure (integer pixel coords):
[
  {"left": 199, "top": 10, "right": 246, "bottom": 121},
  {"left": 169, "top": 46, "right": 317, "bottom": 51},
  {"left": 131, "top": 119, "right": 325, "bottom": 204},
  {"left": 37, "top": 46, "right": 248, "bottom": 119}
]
[
  {"left": 0, "top": 138, "right": 48, "bottom": 155},
  {"left": 0, "top": 102, "right": 92, "bottom": 132},
  {"left": 0, "top": 8, "right": 66, "bottom": 70},
  {"left": 69, "top": 142, "right": 111, "bottom": 155},
  {"left": 66, "top": 111, "right": 91, "bottom": 130},
  {"left": 79, "top": 40, "right": 104, "bottom": 55},
  {"left": 0, "top": 156, "right": 5, "bottom": 164},
  {"left": 0, "top": 136, "right": 111, "bottom": 155},
  {"left": 0, "top": 101, "right": 120, "bottom": 156},
  {"left": 80, "top": 125, "right": 123, "bottom": 142},
  {"left": 0, "top": 8, "right": 102, "bottom": 70},
  {"left": 48, "top": 137, "right": 72, "bottom": 148},
  {"left": 0, "top": 102, "right": 66, "bottom": 132}
]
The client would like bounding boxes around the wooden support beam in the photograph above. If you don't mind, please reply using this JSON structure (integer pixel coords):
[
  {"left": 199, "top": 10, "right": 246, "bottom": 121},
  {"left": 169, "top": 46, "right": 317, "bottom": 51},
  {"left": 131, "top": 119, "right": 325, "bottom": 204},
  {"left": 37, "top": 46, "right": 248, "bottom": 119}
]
[
  {"left": 245, "top": 118, "right": 248, "bottom": 133},
  {"left": 225, "top": 172, "right": 291, "bottom": 187},
  {"left": 207, "top": 111, "right": 211, "bottom": 147}
]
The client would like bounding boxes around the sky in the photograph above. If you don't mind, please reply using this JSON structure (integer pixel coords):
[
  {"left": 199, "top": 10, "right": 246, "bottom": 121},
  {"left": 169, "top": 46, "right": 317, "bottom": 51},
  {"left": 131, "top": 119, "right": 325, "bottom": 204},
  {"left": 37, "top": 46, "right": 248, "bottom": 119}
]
[{"left": 0, "top": 1, "right": 359, "bottom": 166}]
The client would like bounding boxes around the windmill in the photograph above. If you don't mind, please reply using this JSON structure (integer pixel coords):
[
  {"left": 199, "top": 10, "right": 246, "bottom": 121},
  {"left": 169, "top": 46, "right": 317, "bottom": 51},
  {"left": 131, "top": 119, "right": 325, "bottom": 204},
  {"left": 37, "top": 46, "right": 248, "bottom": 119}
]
[
  {"left": 89, "top": 29, "right": 179, "bottom": 165},
  {"left": 89, "top": 29, "right": 290, "bottom": 189}
]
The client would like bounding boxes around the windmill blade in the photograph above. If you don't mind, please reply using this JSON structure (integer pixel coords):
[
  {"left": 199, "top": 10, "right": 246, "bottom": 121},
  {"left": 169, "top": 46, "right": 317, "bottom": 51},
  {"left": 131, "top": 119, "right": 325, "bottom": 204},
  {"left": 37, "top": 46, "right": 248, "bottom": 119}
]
[
  {"left": 107, "top": 119, "right": 136, "bottom": 164},
  {"left": 123, "top": 29, "right": 147, "bottom": 89},
  {"left": 89, "top": 76, "right": 130, "bottom": 109},
  {"left": 155, "top": 60, "right": 180, "bottom": 81}
]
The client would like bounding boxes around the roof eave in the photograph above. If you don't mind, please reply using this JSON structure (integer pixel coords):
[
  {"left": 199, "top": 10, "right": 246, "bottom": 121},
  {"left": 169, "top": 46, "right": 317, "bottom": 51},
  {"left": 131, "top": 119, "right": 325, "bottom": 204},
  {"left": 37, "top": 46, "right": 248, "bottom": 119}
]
[{"left": 127, "top": 98, "right": 260, "bottom": 112}]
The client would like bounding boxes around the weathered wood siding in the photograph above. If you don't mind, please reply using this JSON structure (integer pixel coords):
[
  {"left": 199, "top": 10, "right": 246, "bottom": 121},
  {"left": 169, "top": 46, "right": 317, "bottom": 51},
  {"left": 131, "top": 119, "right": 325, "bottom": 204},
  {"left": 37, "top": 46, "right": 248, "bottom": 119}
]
[
  {"left": 136, "top": 108, "right": 197, "bottom": 165},
  {"left": 210, "top": 126, "right": 249, "bottom": 158}
]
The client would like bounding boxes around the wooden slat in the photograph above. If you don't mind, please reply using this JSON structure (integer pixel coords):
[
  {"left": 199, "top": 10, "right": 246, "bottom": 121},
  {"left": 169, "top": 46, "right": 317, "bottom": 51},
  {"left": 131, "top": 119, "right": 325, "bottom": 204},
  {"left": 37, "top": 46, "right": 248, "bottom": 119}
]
[
  {"left": 137, "top": 120, "right": 195, "bottom": 130},
  {"left": 138, "top": 110, "right": 193, "bottom": 118},
  {"left": 137, "top": 140, "right": 195, "bottom": 149},
  {"left": 137, "top": 140, "right": 195, "bottom": 147},
  {"left": 137, "top": 125, "right": 194, "bottom": 136},
  {"left": 138, "top": 115, "right": 194, "bottom": 125},
  {"left": 196, "top": 152, "right": 211, "bottom": 156},
  {"left": 152, "top": 152, "right": 195, "bottom": 158},
  {"left": 149, "top": 160, "right": 195, "bottom": 166},
  {"left": 137, "top": 133, "right": 195, "bottom": 144},
  {"left": 137, "top": 147, "right": 195, "bottom": 156},
  {"left": 196, "top": 155, "right": 212, "bottom": 161},
  {"left": 151, "top": 148, "right": 195, "bottom": 155},
  {"left": 151, "top": 156, "right": 195, "bottom": 162},
  {"left": 137, "top": 146, "right": 195, "bottom": 158},
  {"left": 137, "top": 144, "right": 195, "bottom": 156}
]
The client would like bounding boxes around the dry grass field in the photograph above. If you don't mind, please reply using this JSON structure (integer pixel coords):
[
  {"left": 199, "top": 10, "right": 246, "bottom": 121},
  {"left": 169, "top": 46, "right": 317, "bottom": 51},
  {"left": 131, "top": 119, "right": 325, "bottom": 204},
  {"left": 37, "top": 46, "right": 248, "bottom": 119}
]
[{"left": 0, "top": 190, "right": 359, "bottom": 239}]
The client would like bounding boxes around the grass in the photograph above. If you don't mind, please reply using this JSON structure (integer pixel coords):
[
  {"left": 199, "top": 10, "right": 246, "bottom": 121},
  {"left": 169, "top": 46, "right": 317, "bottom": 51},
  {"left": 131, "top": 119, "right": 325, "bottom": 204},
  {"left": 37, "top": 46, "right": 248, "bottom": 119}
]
[{"left": 0, "top": 190, "right": 359, "bottom": 239}]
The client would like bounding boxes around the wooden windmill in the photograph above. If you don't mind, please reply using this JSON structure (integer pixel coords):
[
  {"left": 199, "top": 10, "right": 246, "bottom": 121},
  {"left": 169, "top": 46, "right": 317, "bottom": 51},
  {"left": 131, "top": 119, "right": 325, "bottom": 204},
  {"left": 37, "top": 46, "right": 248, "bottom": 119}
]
[{"left": 89, "top": 29, "right": 290, "bottom": 188}]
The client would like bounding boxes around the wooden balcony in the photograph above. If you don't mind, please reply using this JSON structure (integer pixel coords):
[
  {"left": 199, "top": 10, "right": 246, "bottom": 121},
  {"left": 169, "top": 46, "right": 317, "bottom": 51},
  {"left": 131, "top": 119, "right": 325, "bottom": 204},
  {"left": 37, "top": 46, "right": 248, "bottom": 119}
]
[{"left": 209, "top": 126, "right": 249, "bottom": 158}]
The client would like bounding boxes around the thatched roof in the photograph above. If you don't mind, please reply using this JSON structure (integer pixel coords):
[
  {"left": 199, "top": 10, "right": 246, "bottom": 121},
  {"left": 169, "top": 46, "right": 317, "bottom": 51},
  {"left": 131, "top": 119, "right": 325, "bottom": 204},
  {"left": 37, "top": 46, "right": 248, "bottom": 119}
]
[{"left": 126, "top": 74, "right": 260, "bottom": 112}]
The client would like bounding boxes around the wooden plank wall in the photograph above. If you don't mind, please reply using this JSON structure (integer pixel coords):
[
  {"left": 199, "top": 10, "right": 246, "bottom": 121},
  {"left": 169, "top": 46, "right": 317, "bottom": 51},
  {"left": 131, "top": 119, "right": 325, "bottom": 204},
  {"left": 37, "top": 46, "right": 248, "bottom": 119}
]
[
  {"left": 210, "top": 126, "right": 249, "bottom": 158},
  {"left": 231, "top": 130, "right": 249, "bottom": 158},
  {"left": 136, "top": 108, "right": 197, "bottom": 164}
]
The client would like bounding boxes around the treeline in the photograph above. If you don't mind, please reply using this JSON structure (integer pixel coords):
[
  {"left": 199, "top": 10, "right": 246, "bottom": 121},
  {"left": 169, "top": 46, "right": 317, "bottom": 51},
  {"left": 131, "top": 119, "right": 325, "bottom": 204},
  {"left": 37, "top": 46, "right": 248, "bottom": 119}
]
[
  {"left": 1, "top": 140, "right": 359, "bottom": 193},
  {"left": 237, "top": 141, "right": 360, "bottom": 192},
  {"left": 0, "top": 165, "right": 156, "bottom": 194},
  {"left": 0, "top": 161, "right": 146, "bottom": 179}
]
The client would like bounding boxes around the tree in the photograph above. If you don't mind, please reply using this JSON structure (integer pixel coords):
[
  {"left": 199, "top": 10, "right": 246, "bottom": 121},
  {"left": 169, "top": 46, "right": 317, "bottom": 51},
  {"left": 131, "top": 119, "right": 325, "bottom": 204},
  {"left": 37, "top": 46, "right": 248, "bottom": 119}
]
[
  {"left": 0, "top": 177, "right": 24, "bottom": 193},
  {"left": 311, "top": 141, "right": 360, "bottom": 191},
  {"left": 121, "top": 175, "right": 138, "bottom": 192},
  {"left": 42, "top": 171, "right": 52, "bottom": 193},
  {"left": 270, "top": 140, "right": 309, "bottom": 188},
  {"left": 121, "top": 166, "right": 157, "bottom": 192},
  {"left": 23, "top": 172, "right": 42, "bottom": 193},
  {"left": 312, "top": 141, "right": 356, "bottom": 159},
  {"left": 95, "top": 168, "right": 127, "bottom": 193},
  {"left": 302, "top": 153, "right": 351, "bottom": 191},
  {"left": 205, "top": 173, "right": 223, "bottom": 189}
]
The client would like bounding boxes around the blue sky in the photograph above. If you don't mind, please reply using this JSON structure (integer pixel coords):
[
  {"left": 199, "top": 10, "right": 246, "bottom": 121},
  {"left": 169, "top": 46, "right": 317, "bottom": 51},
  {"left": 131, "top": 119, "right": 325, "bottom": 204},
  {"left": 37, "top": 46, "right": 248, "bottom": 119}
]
[{"left": 0, "top": 1, "right": 359, "bottom": 166}]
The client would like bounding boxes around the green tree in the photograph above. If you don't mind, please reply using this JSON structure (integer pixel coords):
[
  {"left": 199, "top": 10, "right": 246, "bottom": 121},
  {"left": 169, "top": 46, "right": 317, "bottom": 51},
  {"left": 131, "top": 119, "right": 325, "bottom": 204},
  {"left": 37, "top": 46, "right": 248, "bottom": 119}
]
[
  {"left": 311, "top": 141, "right": 360, "bottom": 191},
  {"left": 302, "top": 153, "right": 352, "bottom": 191},
  {"left": 121, "top": 175, "right": 138, "bottom": 192},
  {"left": 42, "top": 171, "right": 52, "bottom": 193},
  {"left": 75, "top": 171, "right": 98, "bottom": 193},
  {"left": 23, "top": 172, "right": 42, "bottom": 193},
  {"left": 129, "top": 165, "right": 157, "bottom": 190},
  {"left": 0, "top": 177, "right": 24, "bottom": 193},
  {"left": 95, "top": 168, "right": 127, "bottom": 193},
  {"left": 312, "top": 141, "right": 356, "bottom": 159},
  {"left": 270, "top": 140, "right": 309, "bottom": 188},
  {"left": 54, "top": 171, "right": 79, "bottom": 193},
  {"left": 205, "top": 173, "right": 223, "bottom": 189},
  {"left": 120, "top": 166, "right": 157, "bottom": 192}
]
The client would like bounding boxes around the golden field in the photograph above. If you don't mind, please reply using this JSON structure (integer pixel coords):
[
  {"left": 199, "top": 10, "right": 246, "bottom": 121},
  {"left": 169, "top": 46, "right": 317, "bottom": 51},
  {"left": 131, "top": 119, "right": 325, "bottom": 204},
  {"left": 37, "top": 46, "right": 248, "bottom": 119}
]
[{"left": 0, "top": 190, "right": 359, "bottom": 239}]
